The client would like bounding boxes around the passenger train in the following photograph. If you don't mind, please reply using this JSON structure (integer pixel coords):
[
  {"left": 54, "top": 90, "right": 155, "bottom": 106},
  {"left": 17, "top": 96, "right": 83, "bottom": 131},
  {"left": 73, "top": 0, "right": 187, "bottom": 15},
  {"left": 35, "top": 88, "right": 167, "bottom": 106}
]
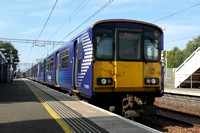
[{"left": 26, "top": 19, "right": 164, "bottom": 118}]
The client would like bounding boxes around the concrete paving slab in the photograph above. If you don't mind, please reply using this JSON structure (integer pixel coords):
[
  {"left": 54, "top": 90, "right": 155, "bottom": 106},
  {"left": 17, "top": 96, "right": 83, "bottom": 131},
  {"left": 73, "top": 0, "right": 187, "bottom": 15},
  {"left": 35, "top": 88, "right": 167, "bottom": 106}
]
[{"left": 0, "top": 79, "right": 65, "bottom": 133}]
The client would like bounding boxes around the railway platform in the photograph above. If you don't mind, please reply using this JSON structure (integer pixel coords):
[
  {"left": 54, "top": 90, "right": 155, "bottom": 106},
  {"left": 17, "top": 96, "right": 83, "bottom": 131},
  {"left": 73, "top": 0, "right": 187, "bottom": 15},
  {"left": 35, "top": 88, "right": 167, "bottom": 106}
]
[
  {"left": 0, "top": 79, "right": 160, "bottom": 133},
  {"left": 165, "top": 87, "right": 200, "bottom": 96}
]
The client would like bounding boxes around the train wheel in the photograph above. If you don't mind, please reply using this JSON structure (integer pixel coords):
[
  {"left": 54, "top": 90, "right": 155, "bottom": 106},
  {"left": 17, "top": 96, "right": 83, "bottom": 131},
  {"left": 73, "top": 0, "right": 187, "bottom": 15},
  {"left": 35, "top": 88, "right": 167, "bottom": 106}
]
[{"left": 125, "top": 110, "right": 140, "bottom": 118}]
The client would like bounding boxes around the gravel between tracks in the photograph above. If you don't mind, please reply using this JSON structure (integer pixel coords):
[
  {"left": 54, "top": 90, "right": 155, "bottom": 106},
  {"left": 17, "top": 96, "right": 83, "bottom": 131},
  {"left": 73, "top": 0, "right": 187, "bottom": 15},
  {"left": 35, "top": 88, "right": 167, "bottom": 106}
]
[{"left": 135, "top": 109, "right": 200, "bottom": 133}]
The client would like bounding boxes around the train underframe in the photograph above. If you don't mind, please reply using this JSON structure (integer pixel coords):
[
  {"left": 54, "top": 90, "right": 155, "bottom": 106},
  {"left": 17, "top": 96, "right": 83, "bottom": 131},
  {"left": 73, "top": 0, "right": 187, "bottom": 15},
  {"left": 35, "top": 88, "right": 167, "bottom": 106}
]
[
  {"left": 121, "top": 95, "right": 156, "bottom": 119},
  {"left": 93, "top": 93, "right": 157, "bottom": 119}
]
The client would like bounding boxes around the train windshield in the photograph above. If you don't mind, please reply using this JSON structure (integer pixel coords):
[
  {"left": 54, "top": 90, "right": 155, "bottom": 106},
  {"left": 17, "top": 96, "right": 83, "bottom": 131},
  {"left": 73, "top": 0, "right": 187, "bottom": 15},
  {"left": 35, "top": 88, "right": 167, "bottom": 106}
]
[
  {"left": 94, "top": 28, "right": 114, "bottom": 59},
  {"left": 93, "top": 26, "right": 161, "bottom": 61},
  {"left": 144, "top": 31, "right": 160, "bottom": 60},
  {"left": 118, "top": 31, "right": 141, "bottom": 60}
]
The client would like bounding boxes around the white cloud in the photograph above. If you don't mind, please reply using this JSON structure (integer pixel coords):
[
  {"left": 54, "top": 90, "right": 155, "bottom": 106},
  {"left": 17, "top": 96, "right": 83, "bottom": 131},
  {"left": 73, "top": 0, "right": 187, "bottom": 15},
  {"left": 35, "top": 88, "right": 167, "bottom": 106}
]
[{"left": 21, "top": 28, "right": 39, "bottom": 35}]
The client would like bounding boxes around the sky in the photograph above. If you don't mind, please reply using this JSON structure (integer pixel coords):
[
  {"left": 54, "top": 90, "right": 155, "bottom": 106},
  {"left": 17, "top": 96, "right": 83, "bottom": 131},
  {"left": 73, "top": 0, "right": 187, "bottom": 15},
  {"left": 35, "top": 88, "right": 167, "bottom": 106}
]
[{"left": 0, "top": 0, "right": 200, "bottom": 71}]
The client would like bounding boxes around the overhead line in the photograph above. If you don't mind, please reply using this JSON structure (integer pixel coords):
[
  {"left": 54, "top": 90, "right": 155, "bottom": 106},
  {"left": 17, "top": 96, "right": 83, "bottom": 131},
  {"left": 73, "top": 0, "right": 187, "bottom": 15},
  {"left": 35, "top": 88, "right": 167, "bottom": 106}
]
[
  {"left": 122, "top": 0, "right": 154, "bottom": 18},
  {"left": 46, "top": 0, "right": 114, "bottom": 55},
  {"left": 0, "top": 38, "right": 66, "bottom": 45},
  {"left": 152, "top": 3, "right": 200, "bottom": 23},
  {"left": 59, "top": 0, "right": 113, "bottom": 45},
  {"left": 48, "top": 0, "right": 90, "bottom": 40},
  {"left": 37, "top": 0, "right": 58, "bottom": 40},
  {"left": 27, "top": 46, "right": 33, "bottom": 64},
  {"left": 27, "top": 0, "right": 58, "bottom": 63},
  {"left": 165, "top": 36, "right": 199, "bottom": 43}
]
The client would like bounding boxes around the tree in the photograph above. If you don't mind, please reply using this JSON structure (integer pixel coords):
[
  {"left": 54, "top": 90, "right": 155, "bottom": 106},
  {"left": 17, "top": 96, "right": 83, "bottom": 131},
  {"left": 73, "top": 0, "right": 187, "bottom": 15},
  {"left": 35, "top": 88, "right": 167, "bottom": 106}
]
[
  {"left": 167, "top": 47, "right": 184, "bottom": 68},
  {"left": 167, "top": 35, "right": 200, "bottom": 68},
  {"left": 0, "top": 42, "right": 20, "bottom": 71},
  {"left": 183, "top": 36, "right": 200, "bottom": 59}
]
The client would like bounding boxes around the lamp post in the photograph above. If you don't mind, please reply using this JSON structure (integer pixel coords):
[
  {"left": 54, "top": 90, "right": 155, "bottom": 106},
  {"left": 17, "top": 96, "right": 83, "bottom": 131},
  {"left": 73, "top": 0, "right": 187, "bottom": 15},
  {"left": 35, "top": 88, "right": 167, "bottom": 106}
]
[{"left": 9, "top": 51, "right": 13, "bottom": 81}]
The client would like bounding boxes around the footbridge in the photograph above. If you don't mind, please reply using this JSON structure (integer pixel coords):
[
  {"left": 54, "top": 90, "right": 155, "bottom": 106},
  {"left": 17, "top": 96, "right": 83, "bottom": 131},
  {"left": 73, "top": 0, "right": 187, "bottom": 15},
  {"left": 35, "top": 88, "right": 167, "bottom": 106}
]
[{"left": 175, "top": 47, "right": 200, "bottom": 88}]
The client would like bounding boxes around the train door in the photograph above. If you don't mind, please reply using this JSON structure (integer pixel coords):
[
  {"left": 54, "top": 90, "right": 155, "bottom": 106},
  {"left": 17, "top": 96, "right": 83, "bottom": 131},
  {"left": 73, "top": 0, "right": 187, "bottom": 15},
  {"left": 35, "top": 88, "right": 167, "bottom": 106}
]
[
  {"left": 56, "top": 52, "right": 59, "bottom": 85},
  {"left": 73, "top": 40, "right": 82, "bottom": 89},
  {"left": 37, "top": 64, "right": 39, "bottom": 81},
  {"left": 43, "top": 60, "right": 46, "bottom": 82},
  {"left": 115, "top": 28, "right": 143, "bottom": 89}
]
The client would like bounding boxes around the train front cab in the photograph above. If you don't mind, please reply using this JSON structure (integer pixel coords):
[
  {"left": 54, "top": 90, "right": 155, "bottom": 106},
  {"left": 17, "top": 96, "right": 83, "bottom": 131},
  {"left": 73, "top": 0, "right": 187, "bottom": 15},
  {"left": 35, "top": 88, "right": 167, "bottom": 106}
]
[{"left": 91, "top": 20, "right": 164, "bottom": 117}]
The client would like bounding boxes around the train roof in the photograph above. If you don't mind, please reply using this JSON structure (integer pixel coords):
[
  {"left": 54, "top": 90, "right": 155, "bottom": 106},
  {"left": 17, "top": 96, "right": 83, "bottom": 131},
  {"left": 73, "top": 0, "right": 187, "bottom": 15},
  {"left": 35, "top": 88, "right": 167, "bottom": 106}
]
[
  {"left": 92, "top": 19, "right": 163, "bottom": 32},
  {"left": 60, "top": 19, "right": 163, "bottom": 48}
]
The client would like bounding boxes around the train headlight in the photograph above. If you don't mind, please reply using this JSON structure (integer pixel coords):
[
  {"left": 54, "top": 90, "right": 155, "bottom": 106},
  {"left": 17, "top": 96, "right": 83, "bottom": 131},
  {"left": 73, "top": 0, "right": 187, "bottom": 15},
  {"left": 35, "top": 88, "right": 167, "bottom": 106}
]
[
  {"left": 151, "top": 78, "right": 156, "bottom": 84},
  {"left": 101, "top": 79, "right": 107, "bottom": 85},
  {"left": 97, "top": 78, "right": 113, "bottom": 85},
  {"left": 145, "top": 78, "right": 159, "bottom": 85}
]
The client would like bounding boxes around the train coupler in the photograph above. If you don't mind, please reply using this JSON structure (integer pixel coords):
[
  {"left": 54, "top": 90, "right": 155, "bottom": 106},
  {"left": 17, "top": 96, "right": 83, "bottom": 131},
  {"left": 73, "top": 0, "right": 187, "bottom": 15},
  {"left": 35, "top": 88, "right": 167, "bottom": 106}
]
[{"left": 122, "top": 95, "right": 143, "bottom": 118}]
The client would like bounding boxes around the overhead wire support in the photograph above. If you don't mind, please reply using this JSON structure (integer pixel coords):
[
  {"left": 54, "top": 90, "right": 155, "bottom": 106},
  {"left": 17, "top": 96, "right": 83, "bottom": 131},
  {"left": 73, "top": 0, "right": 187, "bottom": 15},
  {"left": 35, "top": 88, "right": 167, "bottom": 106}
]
[
  {"left": 152, "top": 3, "right": 200, "bottom": 23},
  {"left": 0, "top": 38, "right": 66, "bottom": 46}
]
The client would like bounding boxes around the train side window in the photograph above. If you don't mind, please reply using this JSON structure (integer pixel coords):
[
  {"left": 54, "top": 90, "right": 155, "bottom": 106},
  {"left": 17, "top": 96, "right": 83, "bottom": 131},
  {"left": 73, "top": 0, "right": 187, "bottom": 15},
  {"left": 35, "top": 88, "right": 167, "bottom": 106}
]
[
  {"left": 144, "top": 31, "right": 160, "bottom": 60},
  {"left": 46, "top": 60, "right": 49, "bottom": 72},
  {"left": 35, "top": 66, "right": 38, "bottom": 75},
  {"left": 94, "top": 28, "right": 114, "bottom": 60},
  {"left": 41, "top": 63, "right": 44, "bottom": 73},
  {"left": 37, "top": 65, "right": 40, "bottom": 75},
  {"left": 49, "top": 58, "right": 54, "bottom": 71},
  {"left": 78, "top": 43, "right": 82, "bottom": 74},
  {"left": 61, "top": 49, "right": 69, "bottom": 69}
]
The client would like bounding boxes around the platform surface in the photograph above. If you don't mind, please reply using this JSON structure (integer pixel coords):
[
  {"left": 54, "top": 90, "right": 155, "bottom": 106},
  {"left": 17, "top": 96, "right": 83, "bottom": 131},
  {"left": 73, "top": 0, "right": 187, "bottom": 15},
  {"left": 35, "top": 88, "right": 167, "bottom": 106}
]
[
  {"left": 0, "top": 79, "right": 161, "bottom": 133},
  {"left": 165, "top": 87, "right": 200, "bottom": 96},
  {"left": 0, "top": 79, "right": 64, "bottom": 133}
]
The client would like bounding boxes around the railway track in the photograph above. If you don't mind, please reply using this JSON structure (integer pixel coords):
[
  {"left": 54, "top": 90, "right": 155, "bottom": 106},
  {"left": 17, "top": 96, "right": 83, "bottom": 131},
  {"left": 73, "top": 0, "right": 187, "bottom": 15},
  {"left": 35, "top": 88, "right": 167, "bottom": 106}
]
[
  {"left": 155, "top": 92, "right": 200, "bottom": 116},
  {"left": 156, "top": 107, "right": 200, "bottom": 128},
  {"left": 133, "top": 106, "right": 200, "bottom": 132}
]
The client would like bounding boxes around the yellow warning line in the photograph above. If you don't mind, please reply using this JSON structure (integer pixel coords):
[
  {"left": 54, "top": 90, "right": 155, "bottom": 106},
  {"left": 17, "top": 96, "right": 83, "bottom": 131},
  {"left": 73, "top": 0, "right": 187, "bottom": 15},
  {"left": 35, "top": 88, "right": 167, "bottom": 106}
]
[{"left": 27, "top": 84, "right": 73, "bottom": 133}]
